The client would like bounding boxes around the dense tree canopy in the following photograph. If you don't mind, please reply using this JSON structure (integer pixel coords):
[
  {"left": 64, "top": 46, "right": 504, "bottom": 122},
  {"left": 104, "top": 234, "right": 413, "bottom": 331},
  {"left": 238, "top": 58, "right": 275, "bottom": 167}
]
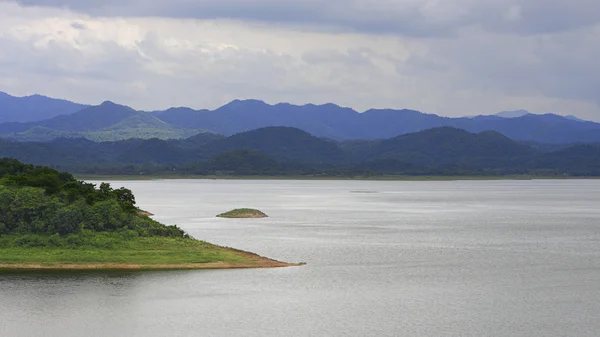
[{"left": 0, "top": 158, "right": 186, "bottom": 238}]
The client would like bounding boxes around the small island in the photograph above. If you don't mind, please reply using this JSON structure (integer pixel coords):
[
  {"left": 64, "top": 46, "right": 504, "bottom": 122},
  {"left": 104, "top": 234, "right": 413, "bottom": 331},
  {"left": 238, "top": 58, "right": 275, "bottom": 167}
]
[
  {"left": 216, "top": 208, "right": 268, "bottom": 219},
  {"left": 0, "top": 158, "right": 296, "bottom": 271}
]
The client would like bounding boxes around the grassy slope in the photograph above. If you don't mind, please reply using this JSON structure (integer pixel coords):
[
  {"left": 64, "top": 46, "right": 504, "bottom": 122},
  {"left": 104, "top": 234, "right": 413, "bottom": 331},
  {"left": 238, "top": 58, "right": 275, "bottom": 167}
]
[
  {"left": 84, "top": 113, "right": 202, "bottom": 141},
  {"left": 0, "top": 234, "right": 292, "bottom": 270},
  {"left": 3, "top": 113, "right": 204, "bottom": 142}
]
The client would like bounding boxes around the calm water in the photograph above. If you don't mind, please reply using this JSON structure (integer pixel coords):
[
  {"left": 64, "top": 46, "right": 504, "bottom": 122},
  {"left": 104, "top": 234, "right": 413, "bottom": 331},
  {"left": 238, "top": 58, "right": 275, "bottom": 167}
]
[{"left": 2, "top": 179, "right": 600, "bottom": 336}]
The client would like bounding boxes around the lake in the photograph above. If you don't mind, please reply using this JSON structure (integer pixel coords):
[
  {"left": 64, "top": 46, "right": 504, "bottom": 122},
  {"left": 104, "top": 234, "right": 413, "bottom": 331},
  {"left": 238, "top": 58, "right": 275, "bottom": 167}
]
[{"left": 2, "top": 179, "right": 600, "bottom": 336}]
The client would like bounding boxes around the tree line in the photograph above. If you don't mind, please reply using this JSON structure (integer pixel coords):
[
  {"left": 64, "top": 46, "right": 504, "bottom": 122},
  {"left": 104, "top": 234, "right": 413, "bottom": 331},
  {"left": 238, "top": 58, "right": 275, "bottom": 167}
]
[{"left": 0, "top": 158, "right": 186, "bottom": 238}]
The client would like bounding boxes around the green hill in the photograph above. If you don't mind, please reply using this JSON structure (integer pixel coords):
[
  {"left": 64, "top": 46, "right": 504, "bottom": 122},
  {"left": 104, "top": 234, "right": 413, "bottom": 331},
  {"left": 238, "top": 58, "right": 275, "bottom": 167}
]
[
  {"left": 2, "top": 127, "right": 600, "bottom": 177},
  {"left": 117, "top": 138, "right": 189, "bottom": 164},
  {"left": 205, "top": 149, "right": 281, "bottom": 175},
  {"left": 357, "top": 127, "right": 536, "bottom": 168},
  {"left": 83, "top": 113, "right": 201, "bottom": 142},
  {"left": 0, "top": 158, "right": 296, "bottom": 270},
  {"left": 200, "top": 127, "right": 347, "bottom": 164}
]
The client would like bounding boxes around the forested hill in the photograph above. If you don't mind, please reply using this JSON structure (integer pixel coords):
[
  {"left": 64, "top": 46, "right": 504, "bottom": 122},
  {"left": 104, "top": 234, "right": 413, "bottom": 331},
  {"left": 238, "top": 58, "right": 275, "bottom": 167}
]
[
  {"left": 346, "top": 128, "right": 536, "bottom": 168},
  {"left": 0, "top": 158, "right": 186, "bottom": 237},
  {"left": 1, "top": 126, "right": 600, "bottom": 177},
  {"left": 2, "top": 94, "right": 600, "bottom": 143}
]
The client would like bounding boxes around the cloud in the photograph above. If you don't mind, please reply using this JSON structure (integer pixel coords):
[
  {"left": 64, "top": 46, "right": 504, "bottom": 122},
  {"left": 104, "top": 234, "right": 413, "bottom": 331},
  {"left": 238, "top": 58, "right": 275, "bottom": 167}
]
[
  {"left": 421, "top": 25, "right": 600, "bottom": 105},
  {"left": 7, "top": 0, "right": 600, "bottom": 37},
  {"left": 0, "top": 1, "right": 599, "bottom": 121},
  {"left": 70, "top": 22, "right": 86, "bottom": 29}
]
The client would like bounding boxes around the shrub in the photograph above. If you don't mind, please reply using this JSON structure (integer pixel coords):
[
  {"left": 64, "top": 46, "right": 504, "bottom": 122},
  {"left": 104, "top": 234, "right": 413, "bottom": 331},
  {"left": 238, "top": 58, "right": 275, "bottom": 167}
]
[
  {"left": 47, "top": 233, "right": 63, "bottom": 248},
  {"left": 65, "top": 234, "right": 84, "bottom": 247},
  {"left": 14, "top": 235, "right": 49, "bottom": 248}
]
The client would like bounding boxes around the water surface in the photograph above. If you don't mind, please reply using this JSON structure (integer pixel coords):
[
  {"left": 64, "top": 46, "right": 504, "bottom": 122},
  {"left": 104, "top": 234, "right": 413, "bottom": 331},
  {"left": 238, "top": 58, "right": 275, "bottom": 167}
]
[{"left": 2, "top": 179, "right": 600, "bottom": 336}]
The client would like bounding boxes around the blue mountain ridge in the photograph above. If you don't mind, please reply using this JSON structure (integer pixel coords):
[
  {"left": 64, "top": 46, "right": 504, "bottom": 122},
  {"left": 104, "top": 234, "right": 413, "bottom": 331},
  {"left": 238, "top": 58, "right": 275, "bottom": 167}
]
[{"left": 1, "top": 92, "right": 600, "bottom": 144}]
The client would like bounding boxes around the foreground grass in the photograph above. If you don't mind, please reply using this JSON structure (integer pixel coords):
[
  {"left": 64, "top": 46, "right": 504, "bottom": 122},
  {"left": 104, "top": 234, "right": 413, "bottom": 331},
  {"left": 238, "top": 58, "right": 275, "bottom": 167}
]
[{"left": 0, "top": 232, "right": 292, "bottom": 270}]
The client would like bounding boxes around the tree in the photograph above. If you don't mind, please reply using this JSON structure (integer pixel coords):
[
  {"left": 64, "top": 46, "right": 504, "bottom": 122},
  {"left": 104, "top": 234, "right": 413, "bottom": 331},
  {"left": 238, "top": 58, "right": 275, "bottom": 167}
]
[
  {"left": 10, "top": 187, "right": 60, "bottom": 233},
  {"left": 112, "top": 187, "right": 136, "bottom": 212},
  {"left": 49, "top": 201, "right": 86, "bottom": 235}
]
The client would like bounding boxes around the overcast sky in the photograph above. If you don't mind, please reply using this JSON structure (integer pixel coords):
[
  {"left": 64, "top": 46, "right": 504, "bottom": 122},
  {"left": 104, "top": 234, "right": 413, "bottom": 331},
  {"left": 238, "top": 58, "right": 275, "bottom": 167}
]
[{"left": 0, "top": 0, "right": 599, "bottom": 119}]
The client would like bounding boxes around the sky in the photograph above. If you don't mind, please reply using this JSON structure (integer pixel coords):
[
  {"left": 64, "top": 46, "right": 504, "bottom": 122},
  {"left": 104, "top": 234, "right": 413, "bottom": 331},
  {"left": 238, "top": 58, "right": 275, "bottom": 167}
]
[{"left": 0, "top": 0, "right": 599, "bottom": 120}]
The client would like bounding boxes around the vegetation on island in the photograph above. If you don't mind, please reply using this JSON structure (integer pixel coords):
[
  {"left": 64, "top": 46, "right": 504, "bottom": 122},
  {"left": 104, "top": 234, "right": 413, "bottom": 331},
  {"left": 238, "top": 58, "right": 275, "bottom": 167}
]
[
  {"left": 0, "top": 158, "right": 293, "bottom": 270},
  {"left": 217, "top": 209, "right": 268, "bottom": 219}
]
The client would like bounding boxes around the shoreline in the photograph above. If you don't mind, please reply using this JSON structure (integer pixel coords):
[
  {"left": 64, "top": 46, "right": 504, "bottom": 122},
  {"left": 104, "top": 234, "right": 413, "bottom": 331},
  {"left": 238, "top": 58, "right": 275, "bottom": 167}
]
[
  {"left": 0, "top": 235, "right": 305, "bottom": 272},
  {"left": 74, "top": 174, "right": 600, "bottom": 182},
  {"left": 0, "top": 251, "right": 303, "bottom": 272}
]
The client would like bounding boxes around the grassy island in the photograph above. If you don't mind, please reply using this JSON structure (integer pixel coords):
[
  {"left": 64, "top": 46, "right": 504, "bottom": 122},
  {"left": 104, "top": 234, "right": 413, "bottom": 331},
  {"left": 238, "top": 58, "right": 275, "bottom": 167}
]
[
  {"left": 216, "top": 208, "right": 268, "bottom": 219},
  {"left": 0, "top": 158, "right": 296, "bottom": 271}
]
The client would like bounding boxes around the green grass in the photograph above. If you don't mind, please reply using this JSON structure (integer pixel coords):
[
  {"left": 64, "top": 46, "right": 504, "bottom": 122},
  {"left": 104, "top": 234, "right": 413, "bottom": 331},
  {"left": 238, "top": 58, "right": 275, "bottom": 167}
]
[
  {"left": 216, "top": 208, "right": 267, "bottom": 218},
  {"left": 83, "top": 127, "right": 201, "bottom": 142},
  {"left": 0, "top": 233, "right": 248, "bottom": 267}
]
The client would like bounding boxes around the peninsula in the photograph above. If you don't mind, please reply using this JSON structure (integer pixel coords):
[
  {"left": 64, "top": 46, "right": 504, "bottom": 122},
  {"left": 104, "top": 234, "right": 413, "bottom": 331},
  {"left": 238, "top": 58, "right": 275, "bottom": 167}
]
[{"left": 0, "top": 158, "right": 296, "bottom": 271}]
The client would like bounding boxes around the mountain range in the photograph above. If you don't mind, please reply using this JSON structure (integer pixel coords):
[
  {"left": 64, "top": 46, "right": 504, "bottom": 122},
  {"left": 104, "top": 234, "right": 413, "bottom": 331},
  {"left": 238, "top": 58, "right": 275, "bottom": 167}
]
[
  {"left": 0, "top": 126, "right": 598, "bottom": 176},
  {"left": 0, "top": 92, "right": 88, "bottom": 123},
  {"left": 1, "top": 91, "right": 600, "bottom": 144}
]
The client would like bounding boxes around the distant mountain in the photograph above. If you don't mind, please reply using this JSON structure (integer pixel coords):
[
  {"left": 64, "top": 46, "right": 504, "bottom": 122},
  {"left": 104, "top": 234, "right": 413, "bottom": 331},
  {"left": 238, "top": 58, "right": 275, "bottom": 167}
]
[
  {"left": 169, "top": 132, "right": 225, "bottom": 149},
  {"left": 494, "top": 110, "right": 531, "bottom": 118},
  {"left": 3, "top": 126, "right": 600, "bottom": 176},
  {"left": 154, "top": 100, "right": 600, "bottom": 144},
  {"left": 0, "top": 137, "right": 142, "bottom": 167},
  {"left": 2, "top": 95, "right": 600, "bottom": 144},
  {"left": 195, "top": 126, "right": 347, "bottom": 164},
  {"left": 0, "top": 101, "right": 204, "bottom": 142},
  {"left": 530, "top": 144, "right": 600, "bottom": 175},
  {"left": 206, "top": 149, "right": 281, "bottom": 175},
  {"left": 117, "top": 138, "right": 188, "bottom": 164},
  {"left": 153, "top": 100, "right": 359, "bottom": 139},
  {"left": 494, "top": 110, "right": 591, "bottom": 123},
  {"left": 456, "top": 114, "right": 600, "bottom": 144},
  {"left": 564, "top": 115, "right": 587, "bottom": 123},
  {"left": 0, "top": 91, "right": 88, "bottom": 123},
  {"left": 349, "top": 127, "right": 535, "bottom": 168},
  {"left": 23, "top": 126, "right": 343, "bottom": 166}
]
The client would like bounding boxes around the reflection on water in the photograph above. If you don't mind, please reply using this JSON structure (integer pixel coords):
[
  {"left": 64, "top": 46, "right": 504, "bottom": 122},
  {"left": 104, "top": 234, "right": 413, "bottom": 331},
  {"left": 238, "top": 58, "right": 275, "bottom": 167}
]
[{"left": 2, "top": 179, "right": 600, "bottom": 337}]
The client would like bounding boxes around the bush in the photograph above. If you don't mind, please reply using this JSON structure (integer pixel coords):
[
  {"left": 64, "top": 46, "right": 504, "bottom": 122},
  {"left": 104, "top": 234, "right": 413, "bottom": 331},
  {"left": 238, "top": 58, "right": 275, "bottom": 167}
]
[
  {"left": 14, "top": 235, "right": 49, "bottom": 248},
  {"left": 118, "top": 230, "right": 139, "bottom": 240},
  {"left": 48, "top": 233, "right": 63, "bottom": 248},
  {"left": 65, "top": 234, "right": 84, "bottom": 247}
]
